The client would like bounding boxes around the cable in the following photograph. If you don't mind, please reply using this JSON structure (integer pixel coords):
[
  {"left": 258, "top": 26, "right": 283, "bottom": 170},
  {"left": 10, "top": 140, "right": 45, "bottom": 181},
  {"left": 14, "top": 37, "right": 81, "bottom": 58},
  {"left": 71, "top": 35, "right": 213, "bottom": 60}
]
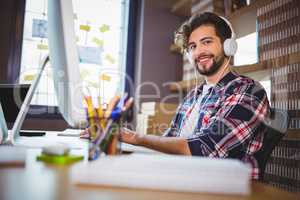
[{"left": 181, "top": 55, "right": 232, "bottom": 137}]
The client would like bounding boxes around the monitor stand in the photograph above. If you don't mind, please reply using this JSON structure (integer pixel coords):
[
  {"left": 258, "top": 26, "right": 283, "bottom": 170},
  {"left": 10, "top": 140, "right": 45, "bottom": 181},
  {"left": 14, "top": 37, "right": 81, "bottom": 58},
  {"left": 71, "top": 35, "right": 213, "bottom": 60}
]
[{"left": 2, "top": 55, "right": 49, "bottom": 145}]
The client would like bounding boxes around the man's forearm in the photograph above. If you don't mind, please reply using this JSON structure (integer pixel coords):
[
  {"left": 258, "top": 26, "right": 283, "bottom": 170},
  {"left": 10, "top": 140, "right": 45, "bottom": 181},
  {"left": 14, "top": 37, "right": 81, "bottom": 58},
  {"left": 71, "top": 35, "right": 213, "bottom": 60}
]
[{"left": 136, "top": 134, "right": 191, "bottom": 155}]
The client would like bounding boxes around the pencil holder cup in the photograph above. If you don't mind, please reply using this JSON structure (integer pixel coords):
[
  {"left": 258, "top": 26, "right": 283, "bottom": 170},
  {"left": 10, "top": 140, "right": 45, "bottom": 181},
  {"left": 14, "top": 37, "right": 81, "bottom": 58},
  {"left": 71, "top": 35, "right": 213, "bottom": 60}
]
[
  {"left": 88, "top": 121, "right": 122, "bottom": 161},
  {"left": 99, "top": 122, "right": 121, "bottom": 155}
]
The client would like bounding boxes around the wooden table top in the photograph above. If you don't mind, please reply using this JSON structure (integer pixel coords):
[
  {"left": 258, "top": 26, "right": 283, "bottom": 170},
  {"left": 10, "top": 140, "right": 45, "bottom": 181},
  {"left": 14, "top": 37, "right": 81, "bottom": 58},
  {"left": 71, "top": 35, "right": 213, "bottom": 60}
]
[{"left": 0, "top": 148, "right": 298, "bottom": 200}]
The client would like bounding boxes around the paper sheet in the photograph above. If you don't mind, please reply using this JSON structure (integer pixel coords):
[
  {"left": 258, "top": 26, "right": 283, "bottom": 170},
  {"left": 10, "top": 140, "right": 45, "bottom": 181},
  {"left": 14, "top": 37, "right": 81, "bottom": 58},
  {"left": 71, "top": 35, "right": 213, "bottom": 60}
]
[{"left": 71, "top": 154, "right": 251, "bottom": 195}]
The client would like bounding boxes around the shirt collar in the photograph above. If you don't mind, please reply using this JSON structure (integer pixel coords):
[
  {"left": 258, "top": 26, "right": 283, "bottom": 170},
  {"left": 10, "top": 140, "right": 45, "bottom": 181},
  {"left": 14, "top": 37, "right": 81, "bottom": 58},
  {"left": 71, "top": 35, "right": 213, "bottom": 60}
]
[
  {"left": 195, "top": 71, "right": 239, "bottom": 95},
  {"left": 215, "top": 71, "right": 239, "bottom": 90}
]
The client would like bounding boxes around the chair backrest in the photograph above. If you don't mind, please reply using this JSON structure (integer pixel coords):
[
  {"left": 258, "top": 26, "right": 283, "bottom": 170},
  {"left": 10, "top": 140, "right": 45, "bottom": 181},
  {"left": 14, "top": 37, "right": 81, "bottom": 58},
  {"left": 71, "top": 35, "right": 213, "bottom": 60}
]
[{"left": 254, "top": 108, "right": 289, "bottom": 180}]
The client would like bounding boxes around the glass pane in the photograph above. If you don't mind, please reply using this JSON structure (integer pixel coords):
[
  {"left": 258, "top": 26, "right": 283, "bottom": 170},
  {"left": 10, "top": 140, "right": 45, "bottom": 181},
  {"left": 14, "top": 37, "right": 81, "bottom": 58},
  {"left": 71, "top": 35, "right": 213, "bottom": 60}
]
[
  {"left": 20, "top": 0, "right": 129, "bottom": 106},
  {"left": 234, "top": 32, "right": 258, "bottom": 66}
]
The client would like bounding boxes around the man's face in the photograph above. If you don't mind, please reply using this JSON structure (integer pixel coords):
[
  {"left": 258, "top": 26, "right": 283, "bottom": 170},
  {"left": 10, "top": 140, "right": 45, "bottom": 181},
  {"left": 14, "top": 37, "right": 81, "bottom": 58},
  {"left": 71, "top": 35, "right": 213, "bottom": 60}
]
[{"left": 187, "top": 25, "right": 225, "bottom": 76}]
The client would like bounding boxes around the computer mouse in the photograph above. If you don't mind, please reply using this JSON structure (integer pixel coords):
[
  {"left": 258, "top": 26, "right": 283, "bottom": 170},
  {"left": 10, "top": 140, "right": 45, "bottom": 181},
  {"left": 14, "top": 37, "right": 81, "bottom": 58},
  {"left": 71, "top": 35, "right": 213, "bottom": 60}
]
[{"left": 42, "top": 144, "right": 70, "bottom": 156}]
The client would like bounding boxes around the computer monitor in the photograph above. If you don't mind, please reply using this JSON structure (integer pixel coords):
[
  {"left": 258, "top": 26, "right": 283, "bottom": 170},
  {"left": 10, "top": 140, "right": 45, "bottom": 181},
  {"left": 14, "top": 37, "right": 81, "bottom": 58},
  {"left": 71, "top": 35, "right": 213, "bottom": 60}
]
[
  {"left": 47, "top": 0, "right": 87, "bottom": 127},
  {"left": 3, "top": 0, "right": 86, "bottom": 143},
  {"left": 0, "top": 84, "right": 29, "bottom": 128}
]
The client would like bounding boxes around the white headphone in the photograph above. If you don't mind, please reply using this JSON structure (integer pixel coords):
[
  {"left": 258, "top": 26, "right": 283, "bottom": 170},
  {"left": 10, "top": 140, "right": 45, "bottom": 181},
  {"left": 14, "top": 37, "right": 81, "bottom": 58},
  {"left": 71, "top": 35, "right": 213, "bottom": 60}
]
[
  {"left": 218, "top": 16, "right": 237, "bottom": 56},
  {"left": 185, "top": 15, "right": 237, "bottom": 64}
]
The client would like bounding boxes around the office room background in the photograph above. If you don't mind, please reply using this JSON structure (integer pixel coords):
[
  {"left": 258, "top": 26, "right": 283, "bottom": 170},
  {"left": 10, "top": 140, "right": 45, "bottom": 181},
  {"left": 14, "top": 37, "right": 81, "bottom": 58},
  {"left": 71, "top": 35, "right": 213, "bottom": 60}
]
[{"left": 0, "top": 0, "right": 299, "bottom": 193}]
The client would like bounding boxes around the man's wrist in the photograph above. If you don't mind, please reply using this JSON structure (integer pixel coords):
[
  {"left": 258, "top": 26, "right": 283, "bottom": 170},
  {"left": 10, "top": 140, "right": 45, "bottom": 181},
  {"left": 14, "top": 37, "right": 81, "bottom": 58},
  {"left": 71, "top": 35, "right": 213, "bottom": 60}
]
[{"left": 135, "top": 133, "right": 145, "bottom": 146}]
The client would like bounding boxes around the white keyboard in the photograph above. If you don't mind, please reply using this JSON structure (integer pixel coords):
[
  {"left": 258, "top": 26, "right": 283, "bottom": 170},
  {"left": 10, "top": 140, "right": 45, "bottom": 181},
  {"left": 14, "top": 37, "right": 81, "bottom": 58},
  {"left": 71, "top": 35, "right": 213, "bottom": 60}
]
[
  {"left": 13, "top": 129, "right": 88, "bottom": 149},
  {"left": 120, "top": 143, "right": 162, "bottom": 154}
]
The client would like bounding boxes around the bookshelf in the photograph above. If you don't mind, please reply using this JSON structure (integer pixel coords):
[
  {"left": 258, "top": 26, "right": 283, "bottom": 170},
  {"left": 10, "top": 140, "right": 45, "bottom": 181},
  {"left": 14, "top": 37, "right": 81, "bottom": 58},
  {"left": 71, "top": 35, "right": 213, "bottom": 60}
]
[
  {"left": 227, "top": 0, "right": 274, "bottom": 20},
  {"left": 170, "top": 0, "right": 192, "bottom": 17},
  {"left": 253, "top": 0, "right": 300, "bottom": 192}
]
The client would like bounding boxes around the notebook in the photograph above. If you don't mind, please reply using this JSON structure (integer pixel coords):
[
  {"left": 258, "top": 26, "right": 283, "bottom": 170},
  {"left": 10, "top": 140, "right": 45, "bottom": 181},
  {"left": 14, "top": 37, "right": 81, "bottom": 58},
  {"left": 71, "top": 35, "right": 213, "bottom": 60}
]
[
  {"left": 0, "top": 146, "right": 26, "bottom": 167},
  {"left": 71, "top": 154, "right": 251, "bottom": 195}
]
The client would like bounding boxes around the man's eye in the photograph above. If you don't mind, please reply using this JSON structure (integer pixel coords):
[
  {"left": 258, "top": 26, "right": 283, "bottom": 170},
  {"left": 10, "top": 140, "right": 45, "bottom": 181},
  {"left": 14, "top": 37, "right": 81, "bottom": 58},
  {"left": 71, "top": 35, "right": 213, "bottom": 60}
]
[
  {"left": 188, "top": 45, "right": 195, "bottom": 52},
  {"left": 203, "top": 40, "right": 212, "bottom": 45}
]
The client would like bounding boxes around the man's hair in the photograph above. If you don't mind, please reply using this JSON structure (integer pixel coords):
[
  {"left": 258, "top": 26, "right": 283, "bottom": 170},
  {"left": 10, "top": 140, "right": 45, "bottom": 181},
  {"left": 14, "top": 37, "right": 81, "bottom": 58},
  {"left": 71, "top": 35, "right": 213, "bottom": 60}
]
[{"left": 174, "top": 12, "right": 232, "bottom": 51}]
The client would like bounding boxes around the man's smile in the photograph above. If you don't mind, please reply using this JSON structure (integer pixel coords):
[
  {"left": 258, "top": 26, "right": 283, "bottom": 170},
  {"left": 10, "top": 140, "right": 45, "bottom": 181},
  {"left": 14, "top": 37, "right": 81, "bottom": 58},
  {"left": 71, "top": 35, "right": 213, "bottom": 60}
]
[{"left": 196, "top": 54, "right": 214, "bottom": 66}]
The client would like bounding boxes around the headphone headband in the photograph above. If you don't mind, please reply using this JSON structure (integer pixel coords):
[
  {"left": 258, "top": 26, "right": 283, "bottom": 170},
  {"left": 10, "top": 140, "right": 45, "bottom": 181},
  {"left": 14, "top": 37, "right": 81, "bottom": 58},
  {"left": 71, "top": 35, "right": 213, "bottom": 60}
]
[{"left": 218, "top": 15, "right": 236, "bottom": 39}]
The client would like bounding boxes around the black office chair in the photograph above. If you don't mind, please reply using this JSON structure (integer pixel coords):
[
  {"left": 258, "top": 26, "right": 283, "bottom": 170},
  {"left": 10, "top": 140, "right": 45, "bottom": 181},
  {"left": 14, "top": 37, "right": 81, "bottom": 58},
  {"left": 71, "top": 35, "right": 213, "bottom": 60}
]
[{"left": 254, "top": 108, "right": 289, "bottom": 181}]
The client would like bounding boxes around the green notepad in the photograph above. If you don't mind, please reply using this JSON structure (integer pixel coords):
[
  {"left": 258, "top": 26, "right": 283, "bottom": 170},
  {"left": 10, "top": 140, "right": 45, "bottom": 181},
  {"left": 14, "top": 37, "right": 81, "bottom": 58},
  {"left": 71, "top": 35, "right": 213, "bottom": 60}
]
[{"left": 37, "top": 154, "right": 84, "bottom": 165}]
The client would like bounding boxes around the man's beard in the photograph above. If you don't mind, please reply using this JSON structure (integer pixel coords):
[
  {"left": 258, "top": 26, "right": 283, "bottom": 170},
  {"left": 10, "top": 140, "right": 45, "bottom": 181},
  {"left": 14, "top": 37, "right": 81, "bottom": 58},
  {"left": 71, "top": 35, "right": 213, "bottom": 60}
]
[{"left": 195, "top": 55, "right": 225, "bottom": 76}]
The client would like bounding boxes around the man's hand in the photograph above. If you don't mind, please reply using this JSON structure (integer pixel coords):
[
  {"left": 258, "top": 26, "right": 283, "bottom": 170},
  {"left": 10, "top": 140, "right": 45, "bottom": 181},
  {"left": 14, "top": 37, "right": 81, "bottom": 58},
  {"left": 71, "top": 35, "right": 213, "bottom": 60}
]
[
  {"left": 119, "top": 128, "right": 142, "bottom": 145},
  {"left": 120, "top": 128, "right": 191, "bottom": 155}
]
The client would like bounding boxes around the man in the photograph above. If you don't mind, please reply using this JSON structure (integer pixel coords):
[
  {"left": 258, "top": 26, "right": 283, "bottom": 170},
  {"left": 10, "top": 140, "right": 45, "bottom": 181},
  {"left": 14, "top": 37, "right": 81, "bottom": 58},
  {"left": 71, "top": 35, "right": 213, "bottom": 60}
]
[{"left": 120, "top": 12, "right": 270, "bottom": 179}]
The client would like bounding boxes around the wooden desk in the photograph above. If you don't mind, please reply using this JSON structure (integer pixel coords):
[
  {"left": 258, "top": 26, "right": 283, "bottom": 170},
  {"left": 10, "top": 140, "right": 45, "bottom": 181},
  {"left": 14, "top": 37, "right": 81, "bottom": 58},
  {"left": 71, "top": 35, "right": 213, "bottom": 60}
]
[{"left": 0, "top": 148, "right": 298, "bottom": 200}]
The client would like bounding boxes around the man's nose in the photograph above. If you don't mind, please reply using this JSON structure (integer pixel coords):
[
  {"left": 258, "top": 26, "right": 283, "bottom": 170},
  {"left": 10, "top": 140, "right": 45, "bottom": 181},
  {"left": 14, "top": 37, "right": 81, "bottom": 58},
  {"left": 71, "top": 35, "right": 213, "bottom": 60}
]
[{"left": 193, "top": 44, "right": 205, "bottom": 59}]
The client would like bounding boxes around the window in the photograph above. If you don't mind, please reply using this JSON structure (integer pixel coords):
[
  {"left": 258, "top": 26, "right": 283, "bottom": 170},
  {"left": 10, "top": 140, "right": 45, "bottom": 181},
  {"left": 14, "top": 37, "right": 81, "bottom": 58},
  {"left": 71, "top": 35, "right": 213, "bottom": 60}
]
[
  {"left": 20, "top": 0, "right": 130, "bottom": 106},
  {"left": 234, "top": 32, "right": 258, "bottom": 66},
  {"left": 234, "top": 32, "right": 270, "bottom": 102}
]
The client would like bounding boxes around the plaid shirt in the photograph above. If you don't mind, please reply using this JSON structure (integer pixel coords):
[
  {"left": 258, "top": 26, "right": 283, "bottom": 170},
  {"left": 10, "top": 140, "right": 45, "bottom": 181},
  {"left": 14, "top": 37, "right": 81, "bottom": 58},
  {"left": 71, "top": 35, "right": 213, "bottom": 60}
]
[{"left": 165, "top": 71, "right": 270, "bottom": 179}]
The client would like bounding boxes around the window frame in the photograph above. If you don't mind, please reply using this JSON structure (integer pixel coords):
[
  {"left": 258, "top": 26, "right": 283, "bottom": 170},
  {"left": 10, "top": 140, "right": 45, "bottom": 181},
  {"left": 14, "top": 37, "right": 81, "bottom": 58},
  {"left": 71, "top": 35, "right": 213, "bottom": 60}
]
[{"left": 12, "top": 0, "right": 138, "bottom": 120}]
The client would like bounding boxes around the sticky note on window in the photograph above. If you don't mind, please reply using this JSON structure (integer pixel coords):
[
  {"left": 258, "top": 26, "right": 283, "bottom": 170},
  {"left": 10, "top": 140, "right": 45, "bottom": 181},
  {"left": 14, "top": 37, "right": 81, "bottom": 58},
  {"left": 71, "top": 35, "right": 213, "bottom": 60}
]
[
  {"left": 24, "top": 74, "right": 36, "bottom": 81},
  {"left": 80, "top": 25, "right": 91, "bottom": 32},
  {"left": 92, "top": 37, "right": 104, "bottom": 47},
  {"left": 105, "top": 54, "right": 116, "bottom": 64},
  {"left": 32, "top": 19, "right": 48, "bottom": 38},
  {"left": 100, "top": 73, "right": 111, "bottom": 81},
  {"left": 99, "top": 24, "right": 110, "bottom": 33},
  {"left": 37, "top": 44, "right": 48, "bottom": 50},
  {"left": 80, "top": 69, "right": 90, "bottom": 79},
  {"left": 78, "top": 46, "right": 102, "bottom": 65}
]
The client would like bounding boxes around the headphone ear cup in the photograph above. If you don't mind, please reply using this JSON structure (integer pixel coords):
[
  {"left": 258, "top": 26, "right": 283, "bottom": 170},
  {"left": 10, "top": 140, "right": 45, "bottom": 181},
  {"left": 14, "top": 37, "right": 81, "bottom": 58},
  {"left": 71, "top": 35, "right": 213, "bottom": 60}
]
[{"left": 223, "top": 38, "right": 237, "bottom": 56}]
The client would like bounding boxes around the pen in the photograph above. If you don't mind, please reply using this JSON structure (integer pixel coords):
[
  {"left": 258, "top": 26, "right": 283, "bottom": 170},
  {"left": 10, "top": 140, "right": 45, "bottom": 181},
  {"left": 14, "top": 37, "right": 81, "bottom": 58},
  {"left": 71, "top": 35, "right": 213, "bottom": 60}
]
[
  {"left": 97, "top": 97, "right": 107, "bottom": 130},
  {"left": 110, "top": 93, "right": 128, "bottom": 120},
  {"left": 104, "top": 94, "right": 132, "bottom": 154},
  {"left": 87, "top": 94, "right": 133, "bottom": 159},
  {"left": 88, "top": 95, "right": 118, "bottom": 159},
  {"left": 94, "top": 95, "right": 127, "bottom": 154},
  {"left": 84, "top": 96, "right": 97, "bottom": 140}
]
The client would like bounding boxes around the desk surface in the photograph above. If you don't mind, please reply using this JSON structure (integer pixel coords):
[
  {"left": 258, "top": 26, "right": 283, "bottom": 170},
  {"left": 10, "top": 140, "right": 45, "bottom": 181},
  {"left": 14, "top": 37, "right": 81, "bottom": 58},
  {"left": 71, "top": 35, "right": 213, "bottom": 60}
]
[{"left": 0, "top": 147, "right": 298, "bottom": 200}]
